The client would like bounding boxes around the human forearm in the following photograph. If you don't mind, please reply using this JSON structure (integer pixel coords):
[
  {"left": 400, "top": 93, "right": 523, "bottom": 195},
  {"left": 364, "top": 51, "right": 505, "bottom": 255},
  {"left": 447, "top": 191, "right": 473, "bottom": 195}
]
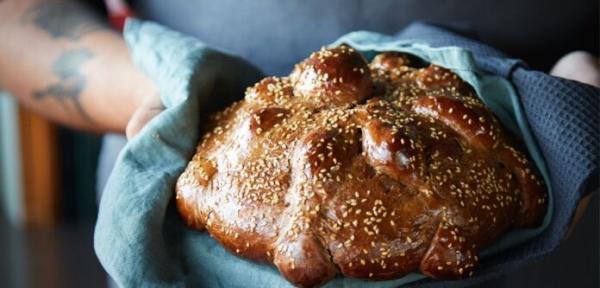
[{"left": 0, "top": 0, "right": 155, "bottom": 132}]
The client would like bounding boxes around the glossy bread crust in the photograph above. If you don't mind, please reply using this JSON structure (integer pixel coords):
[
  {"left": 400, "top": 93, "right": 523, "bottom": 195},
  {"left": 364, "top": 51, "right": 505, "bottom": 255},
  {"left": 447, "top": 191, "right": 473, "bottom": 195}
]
[{"left": 176, "top": 46, "right": 547, "bottom": 287}]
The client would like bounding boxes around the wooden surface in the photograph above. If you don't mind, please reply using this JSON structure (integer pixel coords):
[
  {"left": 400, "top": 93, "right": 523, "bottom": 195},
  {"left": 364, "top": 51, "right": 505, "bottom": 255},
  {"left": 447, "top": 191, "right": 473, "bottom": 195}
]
[{"left": 18, "top": 106, "right": 60, "bottom": 227}]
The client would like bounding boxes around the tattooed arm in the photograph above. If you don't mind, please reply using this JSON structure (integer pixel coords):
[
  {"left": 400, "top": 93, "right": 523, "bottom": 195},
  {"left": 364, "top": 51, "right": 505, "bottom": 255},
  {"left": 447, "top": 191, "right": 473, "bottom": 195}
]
[{"left": 0, "top": 0, "right": 156, "bottom": 133}]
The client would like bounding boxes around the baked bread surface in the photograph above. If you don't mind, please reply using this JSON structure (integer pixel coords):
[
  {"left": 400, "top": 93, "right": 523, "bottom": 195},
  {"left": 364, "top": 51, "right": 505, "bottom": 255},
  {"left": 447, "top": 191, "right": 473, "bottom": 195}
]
[{"left": 176, "top": 46, "right": 547, "bottom": 287}]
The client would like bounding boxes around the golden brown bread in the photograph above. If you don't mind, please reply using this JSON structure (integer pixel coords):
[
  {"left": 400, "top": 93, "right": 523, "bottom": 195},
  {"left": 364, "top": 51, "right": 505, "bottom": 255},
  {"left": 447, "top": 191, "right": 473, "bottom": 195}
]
[{"left": 176, "top": 46, "right": 547, "bottom": 287}]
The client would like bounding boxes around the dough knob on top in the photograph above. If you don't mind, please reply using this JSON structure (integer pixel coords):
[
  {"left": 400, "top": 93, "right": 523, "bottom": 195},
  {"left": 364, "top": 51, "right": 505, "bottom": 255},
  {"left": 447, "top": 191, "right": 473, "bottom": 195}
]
[{"left": 291, "top": 46, "right": 374, "bottom": 106}]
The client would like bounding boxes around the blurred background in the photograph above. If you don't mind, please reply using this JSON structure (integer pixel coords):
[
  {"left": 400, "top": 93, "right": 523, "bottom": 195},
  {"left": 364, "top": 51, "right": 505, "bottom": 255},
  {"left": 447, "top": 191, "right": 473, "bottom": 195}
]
[{"left": 0, "top": 90, "right": 106, "bottom": 287}]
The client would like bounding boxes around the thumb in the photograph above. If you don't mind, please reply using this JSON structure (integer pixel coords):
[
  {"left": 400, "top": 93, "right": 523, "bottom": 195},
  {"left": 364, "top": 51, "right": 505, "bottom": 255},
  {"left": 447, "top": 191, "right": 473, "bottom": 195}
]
[{"left": 126, "top": 94, "right": 164, "bottom": 140}]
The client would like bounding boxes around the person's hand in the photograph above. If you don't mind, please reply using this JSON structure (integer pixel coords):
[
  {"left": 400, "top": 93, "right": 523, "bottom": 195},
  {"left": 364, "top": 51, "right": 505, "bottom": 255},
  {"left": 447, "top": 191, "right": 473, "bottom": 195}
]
[
  {"left": 550, "top": 51, "right": 600, "bottom": 87},
  {"left": 550, "top": 50, "right": 599, "bottom": 238},
  {"left": 126, "top": 93, "right": 164, "bottom": 139}
]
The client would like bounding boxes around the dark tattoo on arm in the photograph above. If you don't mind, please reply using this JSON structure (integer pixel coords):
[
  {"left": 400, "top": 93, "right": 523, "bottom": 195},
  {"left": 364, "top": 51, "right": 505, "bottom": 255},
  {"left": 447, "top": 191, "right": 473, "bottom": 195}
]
[
  {"left": 34, "top": 48, "right": 94, "bottom": 122},
  {"left": 22, "top": 0, "right": 106, "bottom": 40}
]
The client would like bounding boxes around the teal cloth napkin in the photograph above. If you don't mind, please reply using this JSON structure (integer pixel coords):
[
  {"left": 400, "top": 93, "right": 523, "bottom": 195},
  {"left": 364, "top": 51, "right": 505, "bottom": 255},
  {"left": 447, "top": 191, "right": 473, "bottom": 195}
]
[{"left": 95, "top": 20, "right": 552, "bottom": 287}]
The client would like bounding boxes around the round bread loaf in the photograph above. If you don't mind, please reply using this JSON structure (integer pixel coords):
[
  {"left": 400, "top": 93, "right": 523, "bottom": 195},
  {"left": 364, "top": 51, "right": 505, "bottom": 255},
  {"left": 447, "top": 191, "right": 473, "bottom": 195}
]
[{"left": 176, "top": 46, "right": 547, "bottom": 287}]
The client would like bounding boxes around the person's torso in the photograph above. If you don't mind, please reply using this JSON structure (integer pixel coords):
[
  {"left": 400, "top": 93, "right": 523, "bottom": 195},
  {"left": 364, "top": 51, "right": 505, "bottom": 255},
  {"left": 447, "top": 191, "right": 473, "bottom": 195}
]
[{"left": 132, "top": 0, "right": 598, "bottom": 74}]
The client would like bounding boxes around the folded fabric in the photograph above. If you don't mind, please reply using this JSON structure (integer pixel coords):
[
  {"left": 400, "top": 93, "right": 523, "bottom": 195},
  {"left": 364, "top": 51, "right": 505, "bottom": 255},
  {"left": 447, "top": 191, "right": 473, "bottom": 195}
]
[
  {"left": 94, "top": 19, "right": 599, "bottom": 287},
  {"left": 392, "top": 22, "right": 599, "bottom": 287}
]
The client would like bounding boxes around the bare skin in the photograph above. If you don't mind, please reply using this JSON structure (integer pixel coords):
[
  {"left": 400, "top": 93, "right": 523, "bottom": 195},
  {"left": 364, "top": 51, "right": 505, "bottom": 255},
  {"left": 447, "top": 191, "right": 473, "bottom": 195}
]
[{"left": 0, "top": 0, "right": 159, "bottom": 137}]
